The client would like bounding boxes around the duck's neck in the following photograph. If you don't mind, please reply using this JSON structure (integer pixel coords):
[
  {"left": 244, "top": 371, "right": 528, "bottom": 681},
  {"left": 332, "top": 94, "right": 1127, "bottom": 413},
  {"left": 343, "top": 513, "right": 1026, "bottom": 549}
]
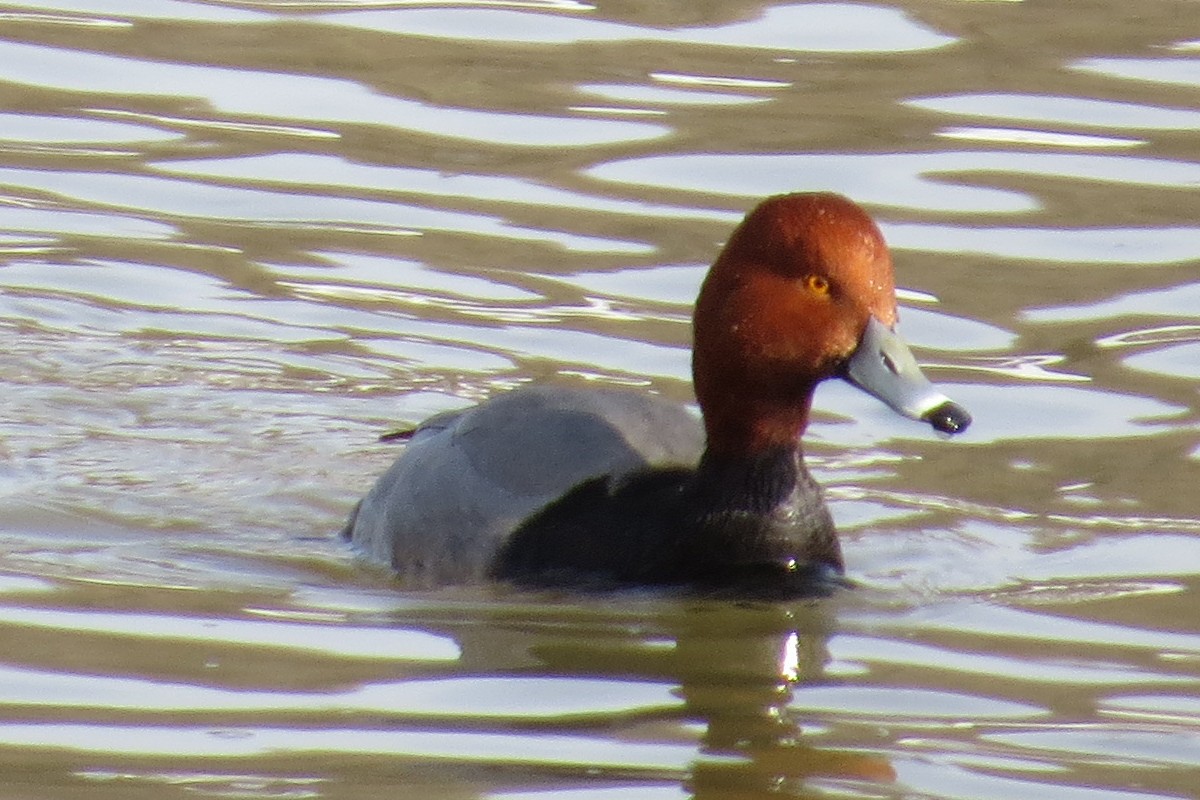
[
  {"left": 692, "top": 445, "right": 804, "bottom": 515},
  {"left": 687, "top": 442, "right": 843, "bottom": 588},
  {"left": 690, "top": 385, "right": 836, "bottom": 556},
  {"left": 694, "top": 376, "right": 817, "bottom": 503},
  {"left": 696, "top": 383, "right": 817, "bottom": 458}
]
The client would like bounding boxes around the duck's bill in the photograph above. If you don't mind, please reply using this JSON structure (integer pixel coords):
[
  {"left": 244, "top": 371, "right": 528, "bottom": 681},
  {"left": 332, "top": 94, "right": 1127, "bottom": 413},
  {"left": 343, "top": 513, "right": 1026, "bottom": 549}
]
[{"left": 843, "top": 317, "right": 971, "bottom": 435}]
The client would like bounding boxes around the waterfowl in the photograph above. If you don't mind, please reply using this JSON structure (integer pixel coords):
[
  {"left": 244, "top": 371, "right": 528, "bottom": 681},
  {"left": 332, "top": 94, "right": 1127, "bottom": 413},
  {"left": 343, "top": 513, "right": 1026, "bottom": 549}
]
[{"left": 342, "top": 193, "right": 969, "bottom": 596}]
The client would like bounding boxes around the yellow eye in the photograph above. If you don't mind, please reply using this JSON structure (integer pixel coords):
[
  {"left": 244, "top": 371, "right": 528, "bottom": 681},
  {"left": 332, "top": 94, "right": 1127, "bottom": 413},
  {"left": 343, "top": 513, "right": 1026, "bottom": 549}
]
[{"left": 804, "top": 274, "right": 830, "bottom": 296}]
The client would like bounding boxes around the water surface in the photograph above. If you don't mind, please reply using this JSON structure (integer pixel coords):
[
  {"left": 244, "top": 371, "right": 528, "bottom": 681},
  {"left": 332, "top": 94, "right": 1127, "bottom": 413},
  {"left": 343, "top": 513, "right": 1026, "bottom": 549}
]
[{"left": 0, "top": 1, "right": 1198, "bottom": 798}]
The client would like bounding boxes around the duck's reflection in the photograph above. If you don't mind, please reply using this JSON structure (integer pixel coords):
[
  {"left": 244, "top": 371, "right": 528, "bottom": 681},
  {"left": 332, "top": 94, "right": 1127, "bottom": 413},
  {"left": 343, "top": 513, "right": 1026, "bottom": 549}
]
[
  {"left": 675, "top": 603, "right": 894, "bottom": 796},
  {"left": 412, "top": 594, "right": 894, "bottom": 797}
]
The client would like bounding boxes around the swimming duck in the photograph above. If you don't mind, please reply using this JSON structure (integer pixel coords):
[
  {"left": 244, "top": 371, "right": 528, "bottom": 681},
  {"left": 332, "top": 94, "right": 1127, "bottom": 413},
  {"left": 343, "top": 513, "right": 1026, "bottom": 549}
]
[{"left": 342, "top": 193, "right": 969, "bottom": 596}]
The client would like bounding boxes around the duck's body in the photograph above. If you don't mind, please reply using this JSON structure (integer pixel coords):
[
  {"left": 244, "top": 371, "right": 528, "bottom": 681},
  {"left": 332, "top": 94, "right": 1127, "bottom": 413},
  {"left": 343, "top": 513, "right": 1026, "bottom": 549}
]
[
  {"left": 344, "top": 385, "right": 705, "bottom": 586},
  {"left": 343, "top": 193, "right": 970, "bottom": 596},
  {"left": 492, "top": 442, "right": 840, "bottom": 597}
]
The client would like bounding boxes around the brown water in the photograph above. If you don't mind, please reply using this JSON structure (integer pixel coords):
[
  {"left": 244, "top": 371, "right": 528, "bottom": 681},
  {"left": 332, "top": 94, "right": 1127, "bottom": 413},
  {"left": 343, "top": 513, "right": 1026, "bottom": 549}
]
[{"left": 1, "top": 1, "right": 1198, "bottom": 798}]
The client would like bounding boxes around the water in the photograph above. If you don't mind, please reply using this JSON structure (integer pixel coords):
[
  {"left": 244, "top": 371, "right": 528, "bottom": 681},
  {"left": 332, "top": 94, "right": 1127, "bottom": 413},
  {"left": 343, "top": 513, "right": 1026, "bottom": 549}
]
[{"left": 0, "top": 1, "right": 1198, "bottom": 798}]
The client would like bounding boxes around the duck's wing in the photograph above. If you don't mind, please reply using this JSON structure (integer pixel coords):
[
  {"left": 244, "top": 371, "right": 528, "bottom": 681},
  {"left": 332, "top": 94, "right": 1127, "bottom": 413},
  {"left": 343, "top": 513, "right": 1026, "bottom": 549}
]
[{"left": 342, "top": 385, "right": 703, "bottom": 586}]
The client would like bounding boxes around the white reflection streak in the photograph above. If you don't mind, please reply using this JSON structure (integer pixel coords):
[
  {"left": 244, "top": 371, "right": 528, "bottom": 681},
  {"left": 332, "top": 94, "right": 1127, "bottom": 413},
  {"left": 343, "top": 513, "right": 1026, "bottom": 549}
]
[
  {"left": 77, "top": 770, "right": 326, "bottom": 795},
  {"left": 0, "top": 41, "right": 667, "bottom": 148},
  {"left": 0, "top": 606, "right": 459, "bottom": 660},
  {"left": 886, "top": 222, "right": 1200, "bottom": 264},
  {"left": 323, "top": 3, "right": 955, "bottom": 53},
  {"left": 4, "top": 0, "right": 269, "bottom": 23},
  {"left": 1096, "top": 325, "right": 1200, "bottom": 349},
  {"left": 0, "top": 723, "right": 717, "bottom": 770},
  {"left": 908, "top": 93, "right": 1200, "bottom": 130},
  {"left": 829, "top": 486, "right": 1036, "bottom": 524},
  {"left": 569, "top": 106, "right": 668, "bottom": 117},
  {"left": 0, "top": 166, "right": 651, "bottom": 252},
  {"left": 285, "top": 0, "right": 593, "bottom": 8},
  {"left": 779, "top": 631, "right": 801, "bottom": 682},
  {"left": 0, "top": 667, "right": 678, "bottom": 718},
  {"left": 0, "top": 12, "right": 131, "bottom": 28},
  {"left": 87, "top": 109, "right": 341, "bottom": 140},
  {"left": 590, "top": 150, "right": 1200, "bottom": 216},
  {"left": 1073, "top": 57, "right": 1200, "bottom": 89},
  {"left": 652, "top": 72, "right": 791, "bottom": 89},
  {"left": 935, "top": 127, "right": 1143, "bottom": 148},
  {"left": 150, "top": 154, "right": 731, "bottom": 223},
  {"left": 830, "top": 634, "right": 1195, "bottom": 686},
  {"left": 953, "top": 354, "right": 1091, "bottom": 383},
  {"left": 876, "top": 604, "right": 1200, "bottom": 655},
  {"left": 829, "top": 487, "right": 1200, "bottom": 534}
]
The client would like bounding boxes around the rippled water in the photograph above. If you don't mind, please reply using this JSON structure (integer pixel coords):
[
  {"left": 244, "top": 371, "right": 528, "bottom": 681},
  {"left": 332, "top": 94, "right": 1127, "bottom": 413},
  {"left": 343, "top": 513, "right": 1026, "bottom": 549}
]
[{"left": 1, "top": 1, "right": 1198, "bottom": 798}]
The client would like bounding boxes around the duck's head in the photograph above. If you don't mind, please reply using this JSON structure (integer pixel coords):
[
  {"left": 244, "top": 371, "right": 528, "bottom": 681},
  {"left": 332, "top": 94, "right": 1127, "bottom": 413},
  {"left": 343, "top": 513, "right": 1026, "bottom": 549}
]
[{"left": 692, "top": 192, "right": 970, "bottom": 456}]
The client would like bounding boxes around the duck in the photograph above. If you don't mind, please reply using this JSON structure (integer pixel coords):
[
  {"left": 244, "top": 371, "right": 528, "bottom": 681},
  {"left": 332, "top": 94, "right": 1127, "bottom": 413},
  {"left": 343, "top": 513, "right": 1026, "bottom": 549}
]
[{"left": 342, "top": 192, "right": 970, "bottom": 597}]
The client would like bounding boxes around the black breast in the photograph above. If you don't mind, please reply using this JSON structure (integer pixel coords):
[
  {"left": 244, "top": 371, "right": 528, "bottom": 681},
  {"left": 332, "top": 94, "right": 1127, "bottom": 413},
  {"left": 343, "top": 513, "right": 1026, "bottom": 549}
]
[{"left": 488, "top": 447, "right": 844, "bottom": 598}]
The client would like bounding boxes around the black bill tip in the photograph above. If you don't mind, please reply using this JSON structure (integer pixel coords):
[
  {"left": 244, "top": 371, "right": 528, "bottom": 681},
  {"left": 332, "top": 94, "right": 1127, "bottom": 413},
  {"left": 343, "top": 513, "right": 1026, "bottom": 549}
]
[{"left": 923, "top": 401, "right": 972, "bottom": 435}]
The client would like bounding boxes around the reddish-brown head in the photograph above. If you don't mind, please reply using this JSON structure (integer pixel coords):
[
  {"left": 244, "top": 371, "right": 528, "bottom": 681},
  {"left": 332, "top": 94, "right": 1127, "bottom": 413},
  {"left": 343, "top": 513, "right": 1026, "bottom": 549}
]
[{"left": 692, "top": 193, "right": 898, "bottom": 456}]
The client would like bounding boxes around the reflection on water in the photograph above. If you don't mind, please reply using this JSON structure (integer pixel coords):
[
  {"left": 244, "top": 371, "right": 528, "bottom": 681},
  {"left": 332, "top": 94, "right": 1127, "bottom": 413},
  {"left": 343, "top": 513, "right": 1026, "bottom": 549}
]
[
  {"left": 0, "top": 38, "right": 670, "bottom": 147},
  {"left": 1, "top": 0, "right": 1199, "bottom": 798},
  {"left": 590, "top": 150, "right": 1200, "bottom": 213},
  {"left": 907, "top": 92, "right": 1200, "bottom": 130},
  {"left": 323, "top": 2, "right": 956, "bottom": 53}
]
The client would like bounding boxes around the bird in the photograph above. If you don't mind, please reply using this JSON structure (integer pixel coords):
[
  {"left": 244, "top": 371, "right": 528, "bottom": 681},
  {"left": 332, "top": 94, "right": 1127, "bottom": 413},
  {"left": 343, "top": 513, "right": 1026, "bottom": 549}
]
[{"left": 342, "top": 192, "right": 970, "bottom": 598}]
